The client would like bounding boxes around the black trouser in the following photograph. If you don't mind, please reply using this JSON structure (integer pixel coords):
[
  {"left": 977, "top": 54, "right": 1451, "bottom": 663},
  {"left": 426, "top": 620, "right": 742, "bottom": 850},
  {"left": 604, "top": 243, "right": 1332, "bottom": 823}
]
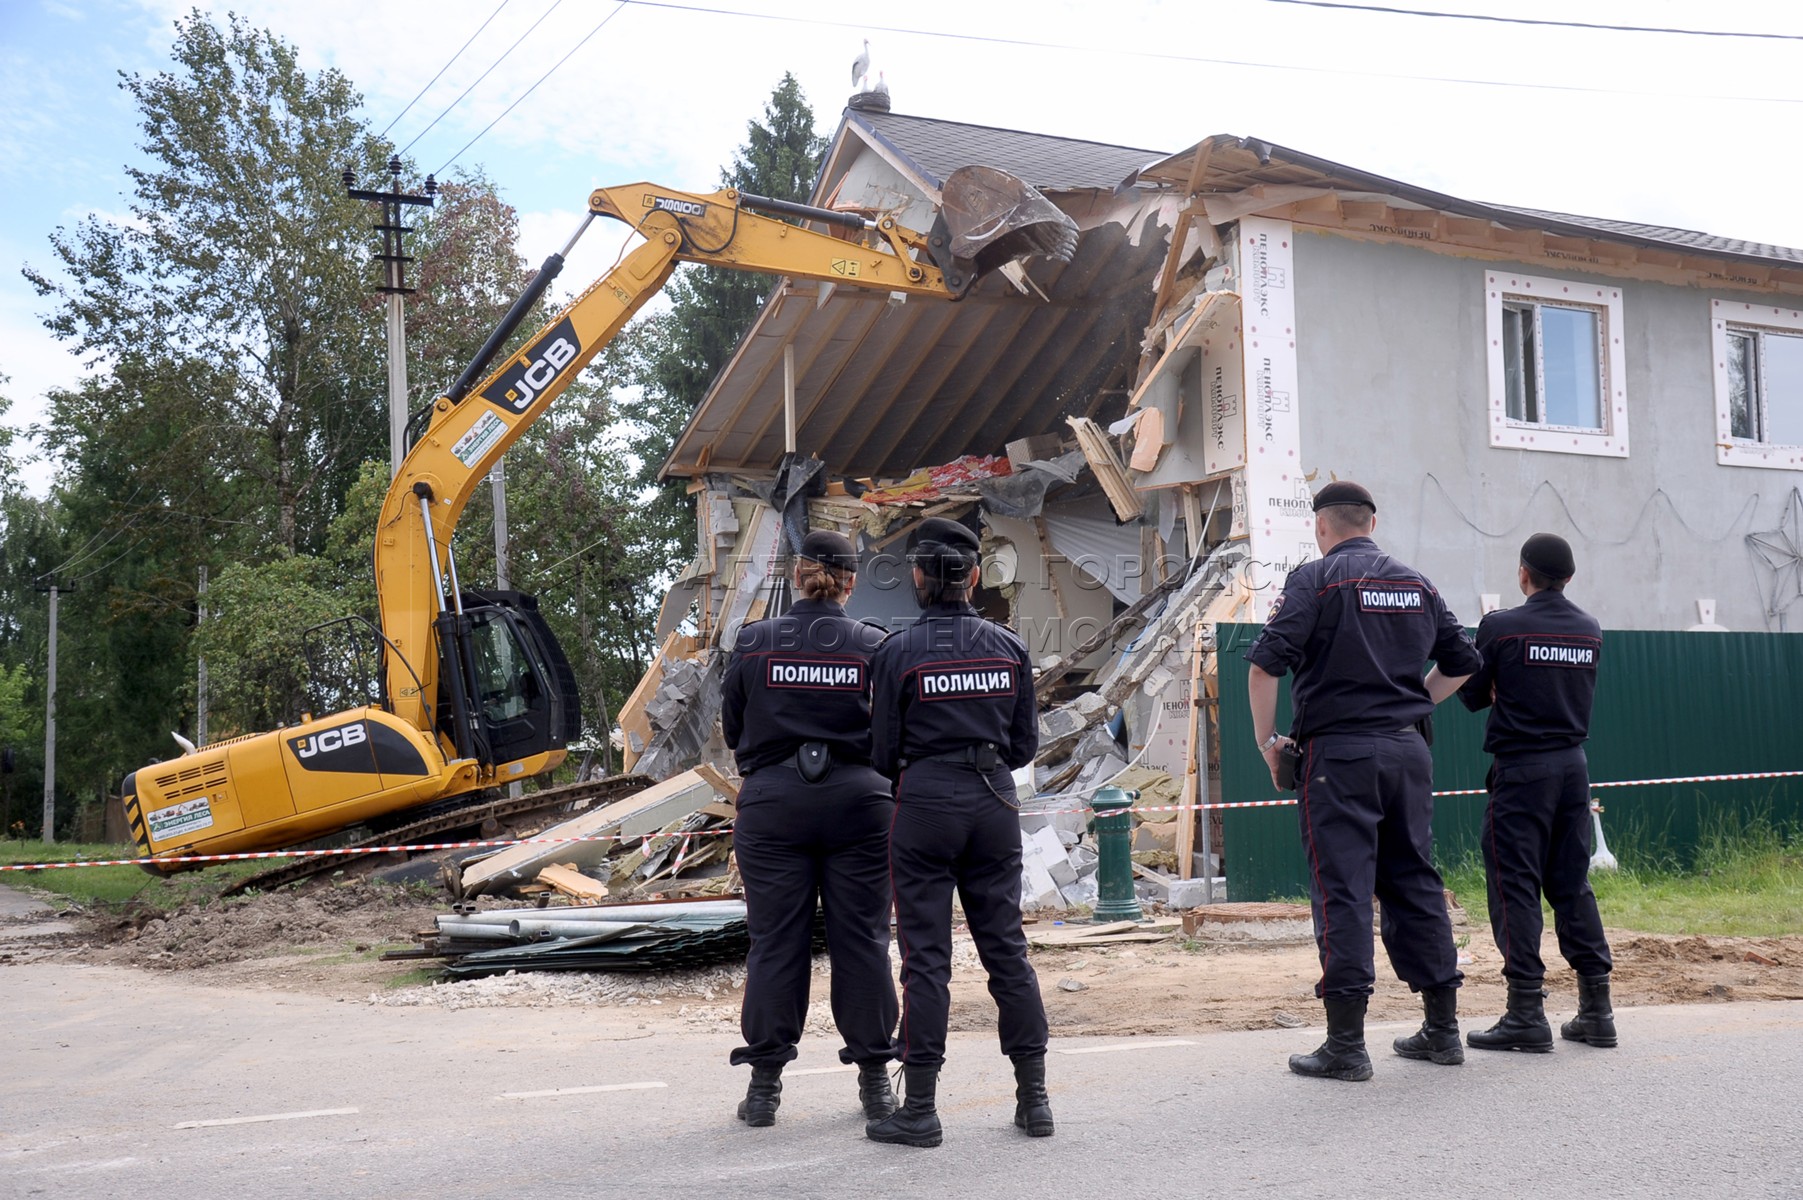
[
  {"left": 1297, "top": 730, "right": 1462, "bottom": 1000},
  {"left": 731, "top": 762, "right": 898, "bottom": 1068},
  {"left": 890, "top": 760, "right": 1048, "bottom": 1068},
  {"left": 1482, "top": 746, "right": 1613, "bottom": 983}
]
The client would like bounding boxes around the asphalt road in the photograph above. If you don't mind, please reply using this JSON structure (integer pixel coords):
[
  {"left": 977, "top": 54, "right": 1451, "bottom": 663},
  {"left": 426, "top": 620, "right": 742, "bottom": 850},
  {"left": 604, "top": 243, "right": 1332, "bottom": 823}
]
[{"left": 4, "top": 954, "right": 1800, "bottom": 1200}]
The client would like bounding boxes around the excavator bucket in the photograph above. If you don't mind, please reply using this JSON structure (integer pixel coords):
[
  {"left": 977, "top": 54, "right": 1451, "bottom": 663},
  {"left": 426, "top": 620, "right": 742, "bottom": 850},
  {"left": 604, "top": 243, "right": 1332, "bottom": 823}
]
[{"left": 929, "top": 166, "right": 1079, "bottom": 293}]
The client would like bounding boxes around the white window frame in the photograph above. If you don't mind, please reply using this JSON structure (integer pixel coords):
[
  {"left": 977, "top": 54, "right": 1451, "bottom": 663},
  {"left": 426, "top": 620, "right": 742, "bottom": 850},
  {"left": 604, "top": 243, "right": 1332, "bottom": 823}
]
[
  {"left": 1484, "top": 271, "right": 1628, "bottom": 458},
  {"left": 1711, "top": 298, "right": 1803, "bottom": 470}
]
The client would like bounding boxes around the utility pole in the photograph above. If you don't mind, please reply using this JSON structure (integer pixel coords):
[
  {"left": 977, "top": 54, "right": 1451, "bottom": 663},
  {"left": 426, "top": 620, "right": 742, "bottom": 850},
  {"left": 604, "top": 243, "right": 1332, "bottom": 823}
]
[
  {"left": 196, "top": 565, "right": 209, "bottom": 747},
  {"left": 34, "top": 578, "right": 71, "bottom": 844},
  {"left": 490, "top": 460, "right": 522, "bottom": 798},
  {"left": 346, "top": 156, "right": 435, "bottom": 478}
]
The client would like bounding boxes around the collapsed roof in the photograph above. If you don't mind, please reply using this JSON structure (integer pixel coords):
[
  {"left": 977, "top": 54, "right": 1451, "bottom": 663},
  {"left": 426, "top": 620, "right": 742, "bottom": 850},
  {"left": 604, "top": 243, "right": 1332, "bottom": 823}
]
[{"left": 661, "top": 112, "right": 1176, "bottom": 481}]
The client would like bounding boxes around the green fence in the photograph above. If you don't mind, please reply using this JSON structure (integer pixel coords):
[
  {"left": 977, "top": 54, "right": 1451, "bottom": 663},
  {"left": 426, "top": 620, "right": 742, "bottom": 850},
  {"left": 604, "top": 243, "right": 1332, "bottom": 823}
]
[{"left": 1214, "top": 622, "right": 1803, "bottom": 901}]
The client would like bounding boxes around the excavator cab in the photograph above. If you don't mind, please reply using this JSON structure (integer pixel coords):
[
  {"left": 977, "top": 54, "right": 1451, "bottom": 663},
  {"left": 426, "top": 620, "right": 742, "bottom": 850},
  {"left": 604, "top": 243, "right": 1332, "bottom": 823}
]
[{"left": 434, "top": 590, "right": 581, "bottom": 772}]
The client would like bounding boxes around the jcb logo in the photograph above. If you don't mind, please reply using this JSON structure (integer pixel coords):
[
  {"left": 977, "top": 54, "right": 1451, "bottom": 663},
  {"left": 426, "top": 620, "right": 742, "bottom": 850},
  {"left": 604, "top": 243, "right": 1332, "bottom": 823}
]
[
  {"left": 642, "top": 194, "right": 708, "bottom": 218},
  {"left": 294, "top": 722, "right": 368, "bottom": 759},
  {"left": 480, "top": 317, "right": 582, "bottom": 414}
]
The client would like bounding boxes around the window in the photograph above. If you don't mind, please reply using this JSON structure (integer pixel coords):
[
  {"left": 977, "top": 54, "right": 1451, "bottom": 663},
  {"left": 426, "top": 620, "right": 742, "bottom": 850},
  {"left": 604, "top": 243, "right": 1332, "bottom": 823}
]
[
  {"left": 1714, "top": 299, "right": 1803, "bottom": 469},
  {"left": 1485, "top": 272, "right": 1627, "bottom": 457}
]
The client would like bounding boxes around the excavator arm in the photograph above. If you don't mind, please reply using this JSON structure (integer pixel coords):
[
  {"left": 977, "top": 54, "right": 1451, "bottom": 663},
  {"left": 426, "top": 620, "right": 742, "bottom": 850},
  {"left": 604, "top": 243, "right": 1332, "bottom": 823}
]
[{"left": 376, "top": 176, "right": 1076, "bottom": 756}]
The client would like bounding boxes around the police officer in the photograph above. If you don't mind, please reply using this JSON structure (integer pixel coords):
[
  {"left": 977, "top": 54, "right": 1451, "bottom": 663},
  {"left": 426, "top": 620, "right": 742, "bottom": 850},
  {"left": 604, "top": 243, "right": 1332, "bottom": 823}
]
[
  {"left": 1245, "top": 482, "right": 1482, "bottom": 1082},
  {"left": 865, "top": 516, "right": 1050, "bottom": 1149},
  {"left": 721, "top": 530, "right": 898, "bottom": 1128},
  {"left": 1459, "top": 533, "right": 1616, "bottom": 1053}
]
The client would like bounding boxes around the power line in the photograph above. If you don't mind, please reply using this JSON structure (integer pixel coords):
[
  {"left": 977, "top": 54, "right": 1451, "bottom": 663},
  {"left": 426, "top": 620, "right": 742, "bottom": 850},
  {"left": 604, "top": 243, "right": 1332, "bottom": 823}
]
[
  {"left": 399, "top": 0, "right": 569, "bottom": 158},
  {"left": 380, "top": 0, "right": 515, "bottom": 138},
  {"left": 1265, "top": 1, "right": 1803, "bottom": 42},
  {"left": 606, "top": 0, "right": 1803, "bottom": 106},
  {"left": 434, "top": 2, "right": 629, "bottom": 176}
]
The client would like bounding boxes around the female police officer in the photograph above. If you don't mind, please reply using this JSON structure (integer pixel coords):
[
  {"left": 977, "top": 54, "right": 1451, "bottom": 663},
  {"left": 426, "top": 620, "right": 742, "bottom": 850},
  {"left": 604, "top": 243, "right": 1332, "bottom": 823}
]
[
  {"left": 865, "top": 516, "right": 1051, "bottom": 1149},
  {"left": 721, "top": 530, "right": 898, "bottom": 1128}
]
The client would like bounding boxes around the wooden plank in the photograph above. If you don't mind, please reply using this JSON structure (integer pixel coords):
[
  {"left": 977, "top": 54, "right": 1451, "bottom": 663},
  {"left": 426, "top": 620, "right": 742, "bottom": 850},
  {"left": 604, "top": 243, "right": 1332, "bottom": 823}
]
[
  {"left": 1127, "top": 406, "right": 1164, "bottom": 472},
  {"left": 1033, "top": 518, "right": 1068, "bottom": 621},
  {"left": 1177, "top": 619, "right": 1205, "bottom": 880},
  {"left": 1067, "top": 415, "right": 1144, "bottom": 523},
  {"left": 538, "top": 863, "right": 609, "bottom": 901}
]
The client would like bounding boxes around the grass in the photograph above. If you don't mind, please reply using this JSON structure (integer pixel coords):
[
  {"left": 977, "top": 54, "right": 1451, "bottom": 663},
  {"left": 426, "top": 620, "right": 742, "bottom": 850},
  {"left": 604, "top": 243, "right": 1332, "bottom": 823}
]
[
  {"left": 0, "top": 840, "right": 289, "bottom": 913},
  {"left": 1440, "top": 815, "right": 1803, "bottom": 939}
]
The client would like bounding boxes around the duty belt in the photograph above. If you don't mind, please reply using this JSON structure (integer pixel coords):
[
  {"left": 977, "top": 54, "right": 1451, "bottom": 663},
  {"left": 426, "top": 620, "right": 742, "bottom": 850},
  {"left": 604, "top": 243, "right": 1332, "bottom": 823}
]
[
  {"left": 904, "top": 742, "right": 1002, "bottom": 772},
  {"left": 747, "top": 742, "right": 868, "bottom": 781}
]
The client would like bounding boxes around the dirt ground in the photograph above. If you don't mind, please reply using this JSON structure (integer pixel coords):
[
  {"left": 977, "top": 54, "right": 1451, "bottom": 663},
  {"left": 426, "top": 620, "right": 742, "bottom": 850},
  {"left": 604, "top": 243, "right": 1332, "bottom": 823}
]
[{"left": 4, "top": 880, "right": 1800, "bottom": 1038}]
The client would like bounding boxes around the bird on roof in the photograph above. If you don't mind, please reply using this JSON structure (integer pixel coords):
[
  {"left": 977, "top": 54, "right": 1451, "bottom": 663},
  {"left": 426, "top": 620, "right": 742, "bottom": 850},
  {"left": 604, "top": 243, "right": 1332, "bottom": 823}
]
[
  {"left": 852, "top": 39, "right": 870, "bottom": 90},
  {"left": 873, "top": 71, "right": 889, "bottom": 101}
]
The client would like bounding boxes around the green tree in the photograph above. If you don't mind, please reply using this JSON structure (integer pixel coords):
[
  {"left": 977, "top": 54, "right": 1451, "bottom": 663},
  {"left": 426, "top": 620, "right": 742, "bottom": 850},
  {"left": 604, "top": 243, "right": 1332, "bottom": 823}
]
[
  {"left": 23, "top": 10, "right": 392, "bottom": 556},
  {"left": 624, "top": 74, "right": 827, "bottom": 561},
  {"left": 191, "top": 555, "right": 350, "bottom": 735}
]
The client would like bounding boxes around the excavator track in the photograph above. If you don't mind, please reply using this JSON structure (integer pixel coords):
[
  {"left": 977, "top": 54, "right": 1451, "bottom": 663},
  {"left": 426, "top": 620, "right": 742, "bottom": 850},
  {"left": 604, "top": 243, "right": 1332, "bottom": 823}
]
[{"left": 220, "top": 773, "right": 654, "bottom": 897}]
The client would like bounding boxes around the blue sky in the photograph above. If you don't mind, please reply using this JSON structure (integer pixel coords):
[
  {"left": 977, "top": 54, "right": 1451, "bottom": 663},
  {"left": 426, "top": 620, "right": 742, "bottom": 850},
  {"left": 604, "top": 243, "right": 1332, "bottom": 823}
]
[{"left": 5, "top": 0, "right": 1803, "bottom": 494}]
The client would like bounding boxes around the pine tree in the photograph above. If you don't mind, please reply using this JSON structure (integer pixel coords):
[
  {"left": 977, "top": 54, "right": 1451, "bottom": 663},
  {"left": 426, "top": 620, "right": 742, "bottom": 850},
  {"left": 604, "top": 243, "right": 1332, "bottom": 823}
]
[{"left": 623, "top": 73, "right": 828, "bottom": 563}]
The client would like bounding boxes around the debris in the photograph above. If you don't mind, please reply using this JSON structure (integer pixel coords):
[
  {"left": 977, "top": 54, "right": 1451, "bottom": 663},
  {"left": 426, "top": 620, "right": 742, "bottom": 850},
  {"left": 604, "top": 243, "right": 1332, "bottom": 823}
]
[
  {"left": 1272, "top": 1010, "right": 1308, "bottom": 1029},
  {"left": 1746, "top": 950, "right": 1780, "bottom": 966},
  {"left": 1057, "top": 979, "right": 1088, "bottom": 993},
  {"left": 538, "top": 864, "right": 609, "bottom": 902},
  {"left": 1027, "top": 918, "right": 1181, "bottom": 948},
  {"left": 460, "top": 769, "right": 731, "bottom": 897}
]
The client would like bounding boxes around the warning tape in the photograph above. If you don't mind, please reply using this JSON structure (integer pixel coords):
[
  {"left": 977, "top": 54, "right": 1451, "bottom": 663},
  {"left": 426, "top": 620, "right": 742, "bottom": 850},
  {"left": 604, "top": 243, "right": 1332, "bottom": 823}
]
[{"left": 7, "top": 767, "right": 1802, "bottom": 874}]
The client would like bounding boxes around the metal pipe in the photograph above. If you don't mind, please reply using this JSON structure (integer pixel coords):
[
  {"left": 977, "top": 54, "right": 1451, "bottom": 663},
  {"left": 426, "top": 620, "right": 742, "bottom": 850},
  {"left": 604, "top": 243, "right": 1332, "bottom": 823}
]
[
  {"left": 506, "top": 919, "right": 651, "bottom": 941},
  {"left": 434, "top": 920, "right": 520, "bottom": 941},
  {"left": 442, "top": 900, "right": 747, "bottom": 926},
  {"left": 414, "top": 486, "right": 448, "bottom": 610}
]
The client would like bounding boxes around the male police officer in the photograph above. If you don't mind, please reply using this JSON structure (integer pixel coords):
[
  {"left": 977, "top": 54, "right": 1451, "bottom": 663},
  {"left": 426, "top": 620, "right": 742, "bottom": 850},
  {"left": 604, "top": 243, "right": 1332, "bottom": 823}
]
[
  {"left": 866, "top": 516, "right": 1050, "bottom": 1149},
  {"left": 1245, "top": 482, "right": 1481, "bottom": 1082},
  {"left": 1459, "top": 533, "right": 1616, "bottom": 1053},
  {"left": 721, "top": 530, "right": 899, "bottom": 1128}
]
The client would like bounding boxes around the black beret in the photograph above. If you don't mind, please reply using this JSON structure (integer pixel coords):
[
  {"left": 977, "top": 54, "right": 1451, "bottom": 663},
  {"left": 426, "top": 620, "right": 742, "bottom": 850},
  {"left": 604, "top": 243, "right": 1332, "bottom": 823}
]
[
  {"left": 908, "top": 516, "right": 980, "bottom": 578},
  {"left": 798, "top": 529, "right": 859, "bottom": 573},
  {"left": 1312, "top": 480, "right": 1376, "bottom": 513},
  {"left": 1520, "top": 532, "right": 1575, "bottom": 579}
]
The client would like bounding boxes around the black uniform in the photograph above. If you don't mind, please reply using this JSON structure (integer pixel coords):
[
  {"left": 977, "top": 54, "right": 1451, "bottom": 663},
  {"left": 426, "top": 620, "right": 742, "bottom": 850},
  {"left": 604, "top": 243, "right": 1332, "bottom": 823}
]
[
  {"left": 722, "top": 598, "right": 897, "bottom": 1069},
  {"left": 1458, "top": 590, "right": 1612, "bottom": 983},
  {"left": 871, "top": 602, "right": 1046, "bottom": 1069},
  {"left": 1246, "top": 535, "right": 1482, "bottom": 1000}
]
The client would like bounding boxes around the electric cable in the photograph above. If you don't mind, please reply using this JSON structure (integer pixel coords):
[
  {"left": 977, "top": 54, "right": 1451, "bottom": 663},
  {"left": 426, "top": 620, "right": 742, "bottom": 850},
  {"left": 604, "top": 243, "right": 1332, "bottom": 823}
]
[
  {"left": 381, "top": 0, "right": 515, "bottom": 139},
  {"left": 607, "top": 0, "right": 1803, "bottom": 107},
  {"left": 400, "top": 0, "right": 569, "bottom": 158},
  {"left": 1265, "top": 1, "right": 1803, "bottom": 42},
  {"left": 434, "top": 2, "right": 629, "bottom": 176}
]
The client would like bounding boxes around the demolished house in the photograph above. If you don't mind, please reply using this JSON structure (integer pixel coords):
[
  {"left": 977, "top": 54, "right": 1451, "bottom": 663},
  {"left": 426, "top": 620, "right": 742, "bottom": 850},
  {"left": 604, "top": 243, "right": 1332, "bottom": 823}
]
[{"left": 600, "top": 114, "right": 1803, "bottom": 912}]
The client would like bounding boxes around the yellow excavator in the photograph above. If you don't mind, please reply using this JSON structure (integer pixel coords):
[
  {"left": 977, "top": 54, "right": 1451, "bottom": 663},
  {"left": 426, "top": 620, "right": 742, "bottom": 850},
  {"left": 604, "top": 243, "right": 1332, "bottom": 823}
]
[{"left": 120, "top": 167, "right": 1078, "bottom": 870}]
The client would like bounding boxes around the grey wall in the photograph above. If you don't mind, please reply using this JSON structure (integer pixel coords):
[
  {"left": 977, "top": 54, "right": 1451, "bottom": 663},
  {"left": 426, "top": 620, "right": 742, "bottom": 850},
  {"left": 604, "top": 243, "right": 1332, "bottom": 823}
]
[{"left": 1292, "top": 230, "right": 1802, "bottom": 632}]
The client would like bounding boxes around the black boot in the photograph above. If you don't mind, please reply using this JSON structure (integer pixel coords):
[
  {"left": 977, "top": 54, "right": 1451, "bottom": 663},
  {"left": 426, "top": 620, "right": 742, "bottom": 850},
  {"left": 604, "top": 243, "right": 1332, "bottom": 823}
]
[
  {"left": 1392, "top": 986, "right": 1465, "bottom": 1064},
  {"left": 1561, "top": 974, "right": 1618, "bottom": 1048},
  {"left": 1289, "top": 996, "right": 1374, "bottom": 1082},
  {"left": 866, "top": 1064, "right": 942, "bottom": 1147},
  {"left": 736, "top": 1065, "right": 782, "bottom": 1127},
  {"left": 1468, "top": 982, "right": 1554, "bottom": 1053},
  {"left": 1011, "top": 1054, "right": 1054, "bottom": 1137},
  {"left": 856, "top": 1060, "right": 897, "bottom": 1121}
]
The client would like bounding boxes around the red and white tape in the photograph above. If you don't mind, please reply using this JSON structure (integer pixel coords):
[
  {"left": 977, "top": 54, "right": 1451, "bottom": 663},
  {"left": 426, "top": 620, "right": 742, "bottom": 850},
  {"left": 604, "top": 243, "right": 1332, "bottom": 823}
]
[{"left": 7, "top": 767, "right": 1802, "bottom": 873}]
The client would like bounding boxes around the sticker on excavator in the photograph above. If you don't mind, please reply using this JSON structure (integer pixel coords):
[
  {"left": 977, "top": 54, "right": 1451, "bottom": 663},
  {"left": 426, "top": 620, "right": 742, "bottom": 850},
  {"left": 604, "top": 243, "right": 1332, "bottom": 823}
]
[
  {"left": 147, "top": 796, "right": 215, "bottom": 841},
  {"left": 830, "top": 259, "right": 860, "bottom": 278},
  {"left": 452, "top": 411, "right": 507, "bottom": 467},
  {"left": 642, "top": 194, "right": 708, "bottom": 218},
  {"left": 479, "top": 316, "right": 581, "bottom": 414}
]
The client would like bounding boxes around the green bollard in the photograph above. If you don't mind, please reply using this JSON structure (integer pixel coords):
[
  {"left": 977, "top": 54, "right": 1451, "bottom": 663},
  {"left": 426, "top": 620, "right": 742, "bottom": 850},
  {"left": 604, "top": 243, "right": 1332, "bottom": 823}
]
[{"left": 1089, "top": 785, "right": 1144, "bottom": 923}]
